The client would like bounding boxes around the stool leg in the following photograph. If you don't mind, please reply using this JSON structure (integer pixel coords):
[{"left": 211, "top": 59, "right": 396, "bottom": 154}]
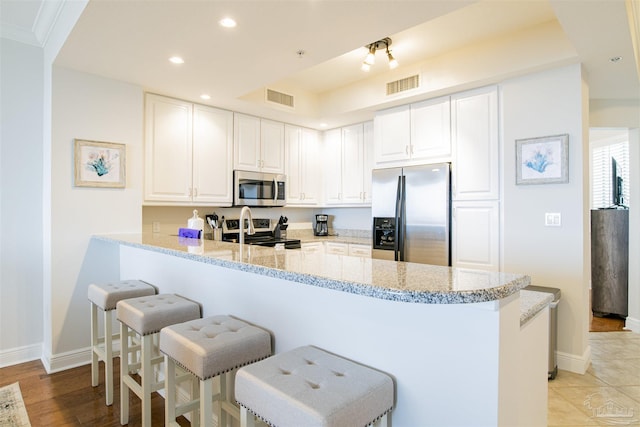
[
  {"left": 120, "top": 322, "right": 130, "bottom": 425},
  {"left": 90, "top": 302, "right": 99, "bottom": 387},
  {"left": 164, "top": 355, "right": 177, "bottom": 426},
  {"left": 219, "top": 373, "right": 227, "bottom": 427},
  {"left": 240, "top": 407, "right": 256, "bottom": 427},
  {"left": 191, "top": 373, "right": 200, "bottom": 427},
  {"left": 104, "top": 309, "right": 114, "bottom": 406},
  {"left": 141, "top": 334, "right": 153, "bottom": 427},
  {"left": 200, "top": 377, "right": 213, "bottom": 427}
]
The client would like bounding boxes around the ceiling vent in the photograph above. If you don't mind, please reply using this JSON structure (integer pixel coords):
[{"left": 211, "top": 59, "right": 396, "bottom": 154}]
[
  {"left": 386, "top": 74, "right": 420, "bottom": 96},
  {"left": 266, "top": 89, "right": 294, "bottom": 108}
]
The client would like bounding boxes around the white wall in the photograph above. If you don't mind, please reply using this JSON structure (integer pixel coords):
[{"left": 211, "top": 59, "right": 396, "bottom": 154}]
[
  {"left": 501, "top": 64, "right": 590, "bottom": 372},
  {"left": 46, "top": 67, "right": 143, "bottom": 370},
  {"left": 0, "top": 39, "right": 45, "bottom": 365}
]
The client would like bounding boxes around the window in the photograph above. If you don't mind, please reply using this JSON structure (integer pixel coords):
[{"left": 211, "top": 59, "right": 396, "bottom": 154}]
[{"left": 590, "top": 131, "right": 630, "bottom": 209}]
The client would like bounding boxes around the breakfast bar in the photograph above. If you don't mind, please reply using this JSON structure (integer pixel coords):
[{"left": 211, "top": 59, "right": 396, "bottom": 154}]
[{"left": 94, "top": 233, "right": 547, "bottom": 427}]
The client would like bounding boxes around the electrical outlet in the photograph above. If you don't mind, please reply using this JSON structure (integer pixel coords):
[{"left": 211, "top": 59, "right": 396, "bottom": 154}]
[
  {"left": 152, "top": 221, "right": 161, "bottom": 232},
  {"left": 544, "top": 213, "right": 561, "bottom": 227}
]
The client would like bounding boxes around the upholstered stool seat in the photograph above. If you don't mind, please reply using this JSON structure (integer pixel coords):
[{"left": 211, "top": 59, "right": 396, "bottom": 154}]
[
  {"left": 87, "top": 279, "right": 156, "bottom": 406},
  {"left": 117, "top": 293, "right": 201, "bottom": 427},
  {"left": 160, "top": 315, "right": 272, "bottom": 427},
  {"left": 235, "top": 346, "right": 394, "bottom": 427}
]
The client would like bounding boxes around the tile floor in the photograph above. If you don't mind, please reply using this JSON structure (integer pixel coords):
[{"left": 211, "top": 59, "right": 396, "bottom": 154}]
[{"left": 548, "top": 331, "right": 640, "bottom": 426}]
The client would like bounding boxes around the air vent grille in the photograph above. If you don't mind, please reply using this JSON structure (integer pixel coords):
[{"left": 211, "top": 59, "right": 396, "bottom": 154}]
[
  {"left": 266, "top": 89, "right": 294, "bottom": 108},
  {"left": 386, "top": 75, "right": 420, "bottom": 95}
]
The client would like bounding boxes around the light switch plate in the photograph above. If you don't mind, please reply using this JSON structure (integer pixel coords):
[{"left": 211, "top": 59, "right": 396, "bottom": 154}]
[{"left": 545, "top": 213, "right": 561, "bottom": 227}]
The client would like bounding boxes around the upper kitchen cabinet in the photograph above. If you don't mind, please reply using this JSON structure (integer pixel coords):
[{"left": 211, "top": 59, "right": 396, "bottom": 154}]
[
  {"left": 324, "top": 122, "right": 373, "bottom": 206},
  {"left": 144, "top": 94, "right": 233, "bottom": 205},
  {"left": 285, "top": 125, "right": 320, "bottom": 206},
  {"left": 374, "top": 96, "right": 451, "bottom": 165},
  {"left": 234, "top": 113, "right": 285, "bottom": 173},
  {"left": 451, "top": 86, "right": 499, "bottom": 201}
]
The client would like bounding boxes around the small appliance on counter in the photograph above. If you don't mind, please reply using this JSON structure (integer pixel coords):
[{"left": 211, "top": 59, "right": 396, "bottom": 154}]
[{"left": 314, "top": 214, "right": 329, "bottom": 236}]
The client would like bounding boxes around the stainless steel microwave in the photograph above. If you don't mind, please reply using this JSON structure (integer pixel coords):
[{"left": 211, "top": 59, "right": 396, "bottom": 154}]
[{"left": 234, "top": 170, "right": 286, "bottom": 207}]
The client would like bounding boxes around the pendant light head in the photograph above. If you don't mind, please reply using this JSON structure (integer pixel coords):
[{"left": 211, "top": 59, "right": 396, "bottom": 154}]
[{"left": 361, "top": 37, "right": 398, "bottom": 71}]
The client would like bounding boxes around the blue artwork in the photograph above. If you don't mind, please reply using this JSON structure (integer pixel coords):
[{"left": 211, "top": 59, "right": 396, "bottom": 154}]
[
  {"left": 523, "top": 148, "right": 552, "bottom": 173},
  {"left": 85, "top": 150, "right": 117, "bottom": 176}
]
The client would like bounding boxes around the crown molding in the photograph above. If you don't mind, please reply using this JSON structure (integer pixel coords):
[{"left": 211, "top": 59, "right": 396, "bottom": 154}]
[{"left": 0, "top": 0, "right": 65, "bottom": 48}]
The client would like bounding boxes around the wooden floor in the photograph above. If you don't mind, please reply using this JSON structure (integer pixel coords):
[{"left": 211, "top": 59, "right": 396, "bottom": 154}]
[
  {"left": 590, "top": 313, "right": 627, "bottom": 332},
  {"left": 0, "top": 358, "right": 190, "bottom": 426}
]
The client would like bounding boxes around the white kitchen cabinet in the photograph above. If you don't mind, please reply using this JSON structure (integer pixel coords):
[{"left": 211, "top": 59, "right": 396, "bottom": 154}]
[
  {"left": 233, "top": 113, "right": 285, "bottom": 173},
  {"left": 374, "top": 104, "right": 411, "bottom": 164},
  {"left": 325, "top": 242, "right": 349, "bottom": 255},
  {"left": 285, "top": 125, "right": 320, "bottom": 205},
  {"left": 323, "top": 122, "right": 373, "bottom": 206},
  {"left": 452, "top": 86, "right": 499, "bottom": 201},
  {"left": 452, "top": 200, "right": 500, "bottom": 271},
  {"left": 348, "top": 243, "right": 371, "bottom": 258},
  {"left": 144, "top": 94, "right": 233, "bottom": 205},
  {"left": 410, "top": 96, "right": 451, "bottom": 160},
  {"left": 300, "top": 242, "right": 324, "bottom": 253},
  {"left": 374, "top": 97, "right": 451, "bottom": 165}
]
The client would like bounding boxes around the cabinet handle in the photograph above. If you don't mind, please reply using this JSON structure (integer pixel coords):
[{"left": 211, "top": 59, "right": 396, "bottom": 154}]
[
  {"left": 410, "top": 145, "right": 414, "bottom": 155},
  {"left": 405, "top": 145, "right": 409, "bottom": 155}
]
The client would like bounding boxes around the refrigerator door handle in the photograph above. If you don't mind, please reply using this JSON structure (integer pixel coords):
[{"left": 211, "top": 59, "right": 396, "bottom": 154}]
[
  {"left": 394, "top": 176, "right": 402, "bottom": 261},
  {"left": 399, "top": 175, "right": 406, "bottom": 261}
]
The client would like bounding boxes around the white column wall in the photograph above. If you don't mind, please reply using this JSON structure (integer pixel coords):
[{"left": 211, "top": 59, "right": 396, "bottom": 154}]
[
  {"left": 46, "top": 67, "right": 143, "bottom": 370},
  {"left": 0, "top": 39, "right": 45, "bottom": 366},
  {"left": 501, "top": 64, "right": 590, "bottom": 373}
]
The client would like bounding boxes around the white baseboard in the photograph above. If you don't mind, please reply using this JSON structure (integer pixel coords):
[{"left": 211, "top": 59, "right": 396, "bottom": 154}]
[
  {"left": 624, "top": 316, "right": 640, "bottom": 333},
  {"left": 42, "top": 346, "right": 92, "bottom": 374},
  {"left": 0, "top": 343, "right": 43, "bottom": 368},
  {"left": 557, "top": 345, "right": 591, "bottom": 374}
]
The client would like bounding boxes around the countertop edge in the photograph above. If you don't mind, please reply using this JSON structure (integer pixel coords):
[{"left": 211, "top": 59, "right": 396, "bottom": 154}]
[
  {"left": 94, "top": 234, "right": 531, "bottom": 305},
  {"left": 520, "top": 290, "right": 554, "bottom": 326}
]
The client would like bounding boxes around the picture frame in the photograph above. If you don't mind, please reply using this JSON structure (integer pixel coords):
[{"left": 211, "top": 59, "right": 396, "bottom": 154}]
[
  {"left": 74, "top": 139, "right": 126, "bottom": 188},
  {"left": 516, "top": 134, "right": 569, "bottom": 185}
]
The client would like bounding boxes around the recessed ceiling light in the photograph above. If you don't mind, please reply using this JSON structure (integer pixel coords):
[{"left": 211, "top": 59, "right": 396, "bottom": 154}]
[
  {"left": 169, "top": 56, "right": 184, "bottom": 64},
  {"left": 219, "top": 17, "right": 237, "bottom": 28},
  {"left": 200, "top": 94, "right": 211, "bottom": 100},
  {"left": 609, "top": 56, "right": 623, "bottom": 63}
]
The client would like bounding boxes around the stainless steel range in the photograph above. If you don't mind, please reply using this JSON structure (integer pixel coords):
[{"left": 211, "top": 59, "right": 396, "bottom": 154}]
[{"left": 222, "top": 217, "right": 301, "bottom": 249}]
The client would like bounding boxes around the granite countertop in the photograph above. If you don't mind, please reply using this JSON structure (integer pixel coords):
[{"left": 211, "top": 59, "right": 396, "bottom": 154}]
[
  {"left": 94, "top": 233, "right": 530, "bottom": 305},
  {"left": 519, "top": 290, "right": 554, "bottom": 326}
]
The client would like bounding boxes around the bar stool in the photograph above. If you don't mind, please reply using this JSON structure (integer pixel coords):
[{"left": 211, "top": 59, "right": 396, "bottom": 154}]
[
  {"left": 160, "top": 315, "right": 272, "bottom": 427},
  {"left": 235, "top": 345, "right": 394, "bottom": 427},
  {"left": 117, "top": 293, "right": 201, "bottom": 427},
  {"left": 87, "top": 279, "right": 156, "bottom": 406}
]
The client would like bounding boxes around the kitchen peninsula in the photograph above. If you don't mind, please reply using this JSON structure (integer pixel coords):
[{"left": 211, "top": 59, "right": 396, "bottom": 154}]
[{"left": 95, "top": 233, "right": 547, "bottom": 427}]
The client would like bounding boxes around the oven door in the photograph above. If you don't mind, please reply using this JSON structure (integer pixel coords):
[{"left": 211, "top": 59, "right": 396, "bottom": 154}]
[{"left": 234, "top": 170, "right": 286, "bottom": 207}]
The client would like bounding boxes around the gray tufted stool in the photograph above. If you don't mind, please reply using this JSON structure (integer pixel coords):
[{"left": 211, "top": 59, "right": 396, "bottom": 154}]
[
  {"left": 160, "top": 315, "right": 272, "bottom": 427},
  {"left": 236, "top": 346, "right": 394, "bottom": 427},
  {"left": 117, "top": 293, "right": 201, "bottom": 427},
  {"left": 87, "top": 279, "right": 156, "bottom": 406}
]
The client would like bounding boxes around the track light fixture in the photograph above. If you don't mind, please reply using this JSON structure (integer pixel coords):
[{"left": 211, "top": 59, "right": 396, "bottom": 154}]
[{"left": 361, "top": 37, "right": 398, "bottom": 71}]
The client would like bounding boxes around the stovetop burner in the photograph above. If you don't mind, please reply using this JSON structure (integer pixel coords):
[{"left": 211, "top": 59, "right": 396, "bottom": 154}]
[{"left": 222, "top": 218, "right": 301, "bottom": 249}]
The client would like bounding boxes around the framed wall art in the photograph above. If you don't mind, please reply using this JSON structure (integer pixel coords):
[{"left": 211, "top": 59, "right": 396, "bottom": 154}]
[
  {"left": 74, "top": 139, "right": 126, "bottom": 188},
  {"left": 516, "top": 134, "right": 569, "bottom": 185}
]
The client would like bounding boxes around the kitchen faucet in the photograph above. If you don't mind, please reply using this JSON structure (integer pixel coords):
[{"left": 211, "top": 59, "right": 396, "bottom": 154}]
[{"left": 239, "top": 206, "right": 255, "bottom": 247}]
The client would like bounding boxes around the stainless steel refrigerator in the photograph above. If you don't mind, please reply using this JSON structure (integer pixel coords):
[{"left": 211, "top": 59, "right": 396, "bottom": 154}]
[{"left": 372, "top": 163, "right": 451, "bottom": 266}]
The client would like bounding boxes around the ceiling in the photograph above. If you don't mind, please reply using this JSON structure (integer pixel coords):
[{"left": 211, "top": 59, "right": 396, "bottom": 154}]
[{"left": 2, "top": 0, "right": 639, "bottom": 129}]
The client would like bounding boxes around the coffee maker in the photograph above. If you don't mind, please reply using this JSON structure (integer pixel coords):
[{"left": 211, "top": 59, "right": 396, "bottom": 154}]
[{"left": 314, "top": 214, "right": 329, "bottom": 236}]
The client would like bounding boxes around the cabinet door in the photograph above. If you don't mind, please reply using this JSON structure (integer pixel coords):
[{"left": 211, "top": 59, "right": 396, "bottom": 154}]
[
  {"left": 452, "top": 87, "right": 499, "bottom": 200},
  {"left": 285, "top": 125, "right": 303, "bottom": 204},
  {"left": 144, "top": 94, "right": 193, "bottom": 202},
  {"left": 362, "top": 121, "right": 374, "bottom": 204},
  {"left": 374, "top": 104, "right": 411, "bottom": 164},
  {"left": 192, "top": 105, "right": 233, "bottom": 204},
  {"left": 260, "top": 119, "right": 285, "bottom": 173},
  {"left": 300, "top": 128, "right": 320, "bottom": 204},
  {"left": 234, "top": 113, "right": 261, "bottom": 171},
  {"left": 452, "top": 200, "right": 500, "bottom": 271},
  {"left": 324, "top": 129, "right": 343, "bottom": 204},
  {"left": 411, "top": 96, "right": 451, "bottom": 160},
  {"left": 341, "top": 124, "right": 365, "bottom": 204}
]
